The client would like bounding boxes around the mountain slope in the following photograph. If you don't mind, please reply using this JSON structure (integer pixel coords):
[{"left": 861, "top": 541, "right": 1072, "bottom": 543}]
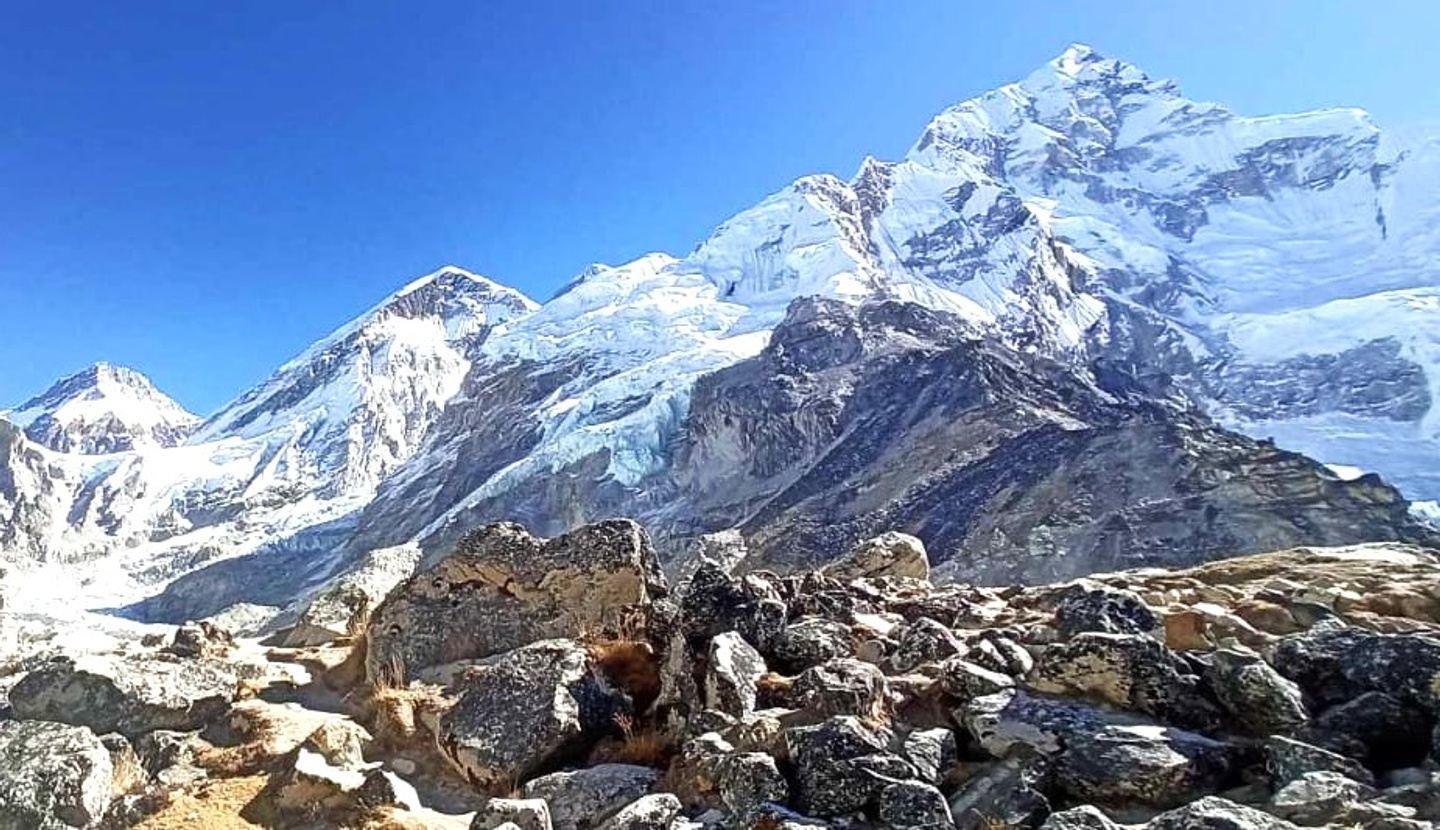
[
  {"left": 6, "top": 45, "right": 1440, "bottom": 618},
  {"left": 3, "top": 363, "right": 199, "bottom": 454}
]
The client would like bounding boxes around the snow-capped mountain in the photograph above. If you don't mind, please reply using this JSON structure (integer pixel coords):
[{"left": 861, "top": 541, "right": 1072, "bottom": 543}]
[
  {"left": 2, "top": 363, "right": 199, "bottom": 454},
  {"left": 5, "top": 44, "right": 1440, "bottom": 620},
  {"left": 0, "top": 266, "right": 535, "bottom": 604}
]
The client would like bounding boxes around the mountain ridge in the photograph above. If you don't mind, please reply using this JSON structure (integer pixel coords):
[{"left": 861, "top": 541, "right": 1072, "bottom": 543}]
[{"left": 4, "top": 44, "right": 1439, "bottom": 623}]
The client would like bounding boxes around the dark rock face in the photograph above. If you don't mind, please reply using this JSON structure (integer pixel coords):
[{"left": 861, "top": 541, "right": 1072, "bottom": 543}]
[
  {"left": 336, "top": 297, "right": 1436, "bottom": 593},
  {"left": 668, "top": 299, "right": 1438, "bottom": 584}
]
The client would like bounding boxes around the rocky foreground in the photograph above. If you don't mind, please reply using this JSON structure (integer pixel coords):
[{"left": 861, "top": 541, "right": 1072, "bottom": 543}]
[{"left": 5, "top": 522, "right": 1440, "bottom": 829}]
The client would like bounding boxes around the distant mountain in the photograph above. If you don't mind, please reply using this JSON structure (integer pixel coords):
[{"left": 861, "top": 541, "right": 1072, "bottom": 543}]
[
  {"left": 5, "top": 44, "right": 1439, "bottom": 621},
  {"left": 3, "top": 363, "right": 198, "bottom": 454}
]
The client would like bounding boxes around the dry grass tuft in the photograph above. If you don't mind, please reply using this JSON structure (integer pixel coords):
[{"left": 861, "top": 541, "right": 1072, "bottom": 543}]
[
  {"left": 362, "top": 681, "right": 452, "bottom": 749},
  {"left": 589, "top": 713, "right": 674, "bottom": 768}
]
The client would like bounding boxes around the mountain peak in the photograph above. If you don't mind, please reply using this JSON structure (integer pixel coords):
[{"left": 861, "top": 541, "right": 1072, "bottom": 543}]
[{"left": 4, "top": 363, "right": 198, "bottom": 454}]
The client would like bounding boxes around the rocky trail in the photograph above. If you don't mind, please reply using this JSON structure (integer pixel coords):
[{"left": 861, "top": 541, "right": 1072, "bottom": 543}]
[{"left": 5, "top": 520, "right": 1440, "bottom": 829}]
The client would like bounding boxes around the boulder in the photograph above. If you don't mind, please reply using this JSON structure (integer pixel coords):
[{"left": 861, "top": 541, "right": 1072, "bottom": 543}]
[
  {"left": 1053, "top": 723, "right": 1235, "bottom": 807},
  {"left": 9, "top": 654, "right": 236, "bottom": 738},
  {"left": 284, "top": 543, "right": 420, "bottom": 647},
  {"left": 877, "top": 779, "right": 953, "bottom": 828},
  {"left": 1204, "top": 648, "right": 1309, "bottom": 736},
  {"left": 715, "top": 752, "right": 788, "bottom": 818},
  {"left": 889, "top": 617, "right": 967, "bottom": 673},
  {"left": 1038, "top": 806, "right": 1122, "bottom": 829},
  {"left": 1272, "top": 625, "right": 1440, "bottom": 711},
  {"left": 436, "top": 640, "right": 630, "bottom": 790},
  {"left": 947, "top": 746, "right": 1050, "bottom": 830},
  {"left": 963, "top": 689, "right": 1130, "bottom": 756},
  {"left": 1311, "top": 691, "right": 1431, "bottom": 768},
  {"left": 678, "top": 562, "right": 787, "bottom": 653},
  {"left": 899, "top": 727, "right": 957, "bottom": 786},
  {"left": 0, "top": 720, "right": 114, "bottom": 830},
  {"left": 820, "top": 532, "right": 930, "bottom": 583},
  {"left": 366, "top": 520, "right": 667, "bottom": 682},
  {"left": 520, "top": 764, "right": 661, "bottom": 830},
  {"left": 595, "top": 794, "right": 682, "bottom": 830},
  {"left": 1146, "top": 796, "right": 1297, "bottom": 829},
  {"left": 1026, "top": 632, "right": 1220, "bottom": 729},
  {"left": 704, "top": 632, "right": 764, "bottom": 718},
  {"left": 785, "top": 715, "right": 910, "bottom": 816},
  {"left": 792, "top": 658, "right": 888, "bottom": 720},
  {"left": 1264, "top": 735, "right": 1375, "bottom": 788},
  {"left": 937, "top": 657, "right": 1014, "bottom": 701},
  {"left": 965, "top": 632, "right": 1034, "bottom": 677},
  {"left": 1052, "top": 581, "right": 1159, "bottom": 639},
  {"left": 473, "top": 798, "right": 553, "bottom": 830},
  {"left": 164, "top": 620, "right": 234, "bottom": 658},
  {"left": 1270, "top": 771, "right": 1378, "bottom": 826},
  {"left": 770, "top": 618, "right": 852, "bottom": 673}
]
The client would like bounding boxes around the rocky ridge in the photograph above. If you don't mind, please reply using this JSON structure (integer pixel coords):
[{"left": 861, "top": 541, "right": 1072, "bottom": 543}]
[{"left": 5, "top": 519, "right": 1440, "bottom": 829}]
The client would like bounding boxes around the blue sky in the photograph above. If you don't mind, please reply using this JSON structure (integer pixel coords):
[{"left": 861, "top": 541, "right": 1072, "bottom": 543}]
[{"left": 4, "top": 1, "right": 1439, "bottom": 414}]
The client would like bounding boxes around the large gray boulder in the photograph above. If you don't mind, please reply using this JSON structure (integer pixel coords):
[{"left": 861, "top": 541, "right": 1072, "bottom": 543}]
[
  {"left": 284, "top": 543, "right": 420, "bottom": 646},
  {"left": 1053, "top": 724, "right": 1236, "bottom": 807},
  {"left": 785, "top": 715, "right": 912, "bottom": 816},
  {"left": 520, "top": 764, "right": 661, "bottom": 830},
  {"left": 9, "top": 654, "right": 237, "bottom": 738},
  {"left": 1051, "top": 581, "right": 1159, "bottom": 639},
  {"left": 703, "top": 632, "right": 764, "bottom": 718},
  {"left": 1147, "top": 796, "right": 1298, "bottom": 829},
  {"left": 366, "top": 520, "right": 667, "bottom": 682},
  {"left": 1205, "top": 648, "right": 1309, "bottom": 736},
  {"left": 1026, "top": 632, "right": 1220, "bottom": 729},
  {"left": 820, "top": 532, "right": 930, "bottom": 583},
  {"left": 1272, "top": 624, "right": 1440, "bottom": 711},
  {"left": 0, "top": 720, "right": 114, "bottom": 829},
  {"left": 436, "top": 639, "right": 630, "bottom": 790}
]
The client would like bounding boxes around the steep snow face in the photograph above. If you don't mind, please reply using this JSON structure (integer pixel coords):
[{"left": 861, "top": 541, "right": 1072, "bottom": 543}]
[
  {"left": 192, "top": 266, "right": 537, "bottom": 497},
  {"left": 0, "top": 267, "right": 538, "bottom": 606},
  {"left": 905, "top": 43, "right": 1440, "bottom": 501},
  {"left": 4, "top": 363, "right": 199, "bottom": 454}
]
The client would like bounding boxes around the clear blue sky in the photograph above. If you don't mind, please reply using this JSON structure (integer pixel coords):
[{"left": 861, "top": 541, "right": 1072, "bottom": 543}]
[{"left": 4, "top": 1, "right": 1439, "bottom": 414}]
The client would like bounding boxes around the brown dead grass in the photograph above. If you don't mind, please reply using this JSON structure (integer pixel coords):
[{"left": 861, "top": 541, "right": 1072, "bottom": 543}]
[
  {"left": 361, "top": 681, "right": 452, "bottom": 749},
  {"left": 132, "top": 775, "right": 268, "bottom": 830},
  {"left": 589, "top": 713, "right": 674, "bottom": 768},
  {"left": 585, "top": 639, "right": 661, "bottom": 711}
]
